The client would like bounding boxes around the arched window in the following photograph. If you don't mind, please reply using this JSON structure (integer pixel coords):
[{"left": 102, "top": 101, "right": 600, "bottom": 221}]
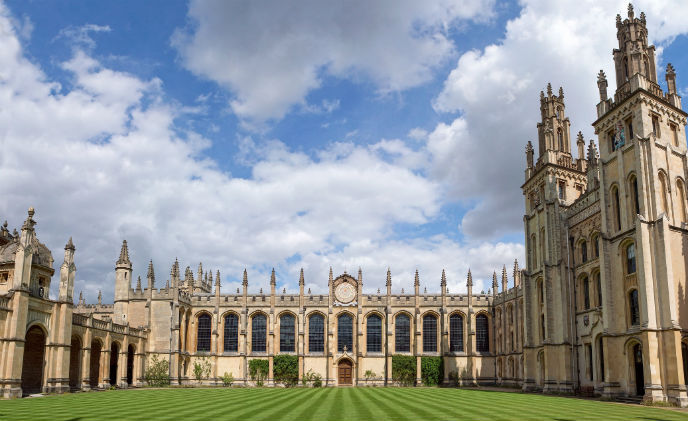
[
  {"left": 538, "top": 279, "right": 544, "bottom": 306},
  {"left": 395, "top": 314, "right": 410, "bottom": 352},
  {"left": 252, "top": 314, "right": 267, "bottom": 352},
  {"left": 629, "top": 289, "right": 640, "bottom": 326},
  {"left": 595, "top": 272, "right": 602, "bottom": 307},
  {"left": 677, "top": 179, "right": 687, "bottom": 223},
  {"left": 224, "top": 314, "right": 238, "bottom": 352},
  {"left": 280, "top": 314, "right": 295, "bottom": 353},
  {"left": 582, "top": 276, "right": 590, "bottom": 310},
  {"left": 197, "top": 313, "right": 211, "bottom": 352},
  {"left": 611, "top": 186, "right": 621, "bottom": 231},
  {"left": 338, "top": 314, "right": 353, "bottom": 352},
  {"left": 558, "top": 129, "right": 564, "bottom": 151},
  {"left": 659, "top": 171, "right": 669, "bottom": 216},
  {"left": 531, "top": 234, "right": 538, "bottom": 269},
  {"left": 308, "top": 314, "right": 324, "bottom": 353},
  {"left": 423, "top": 314, "right": 438, "bottom": 353},
  {"left": 366, "top": 315, "right": 382, "bottom": 353},
  {"left": 598, "top": 336, "right": 605, "bottom": 382},
  {"left": 629, "top": 175, "right": 639, "bottom": 216},
  {"left": 540, "top": 228, "right": 546, "bottom": 265},
  {"left": 476, "top": 314, "right": 489, "bottom": 352},
  {"left": 540, "top": 314, "right": 546, "bottom": 342},
  {"left": 450, "top": 314, "right": 464, "bottom": 352},
  {"left": 592, "top": 234, "right": 600, "bottom": 258},
  {"left": 581, "top": 241, "right": 587, "bottom": 263},
  {"left": 626, "top": 243, "right": 636, "bottom": 274}
]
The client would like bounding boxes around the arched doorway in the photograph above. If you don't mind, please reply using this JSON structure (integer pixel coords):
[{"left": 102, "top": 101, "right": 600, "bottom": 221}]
[
  {"left": 69, "top": 336, "right": 82, "bottom": 391},
  {"left": 90, "top": 340, "right": 102, "bottom": 388},
  {"left": 338, "top": 359, "right": 352, "bottom": 385},
  {"left": 633, "top": 343, "right": 644, "bottom": 396},
  {"left": 21, "top": 326, "right": 46, "bottom": 395},
  {"left": 109, "top": 342, "right": 120, "bottom": 386},
  {"left": 126, "top": 345, "right": 135, "bottom": 385}
]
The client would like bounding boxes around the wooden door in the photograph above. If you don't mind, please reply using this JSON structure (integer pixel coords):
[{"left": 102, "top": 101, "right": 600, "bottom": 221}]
[{"left": 338, "top": 360, "right": 352, "bottom": 385}]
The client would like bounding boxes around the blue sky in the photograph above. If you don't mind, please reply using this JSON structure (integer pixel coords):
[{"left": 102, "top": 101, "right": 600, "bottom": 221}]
[{"left": 1, "top": 0, "right": 687, "bottom": 302}]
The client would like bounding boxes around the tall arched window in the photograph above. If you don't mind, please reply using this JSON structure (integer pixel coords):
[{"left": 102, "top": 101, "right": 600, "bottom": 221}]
[
  {"left": 224, "top": 313, "right": 238, "bottom": 352},
  {"left": 280, "top": 314, "right": 295, "bottom": 352},
  {"left": 581, "top": 240, "right": 587, "bottom": 263},
  {"left": 449, "top": 314, "right": 464, "bottom": 352},
  {"left": 395, "top": 314, "right": 410, "bottom": 352},
  {"left": 582, "top": 276, "right": 590, "bottom": 310},
  {"left": 367, "top": 315, "right": 382, "bottom": 353},
  {"left": 677, "top": 179, "right": 687, "bottom": 223},
  {"left": 598, "top": 336, "right": 605, "bottom": 382},
  {"left": 629, "top": 289, "right": 640, "bottom": 326},
  {"left": 338, "top": 314, "right": 353, "bottom": 352},
  {"left": 612, "top": 186, "right": 621, "bottom": 231},
  {"left": 592, "top": 234, "right": 600, "bottom": 258},
  {"left": 197, "top": 313, "right": 211, "bottom": 352},
  {"left": 659, "top": 171, "right": 669, "bottom": 217},
  {"left": 595, "top": 272, "right": 602, "bottom": 307},
  {"left": 540, "top": 228, "right": 546, "bottom": 265},
  {"left": 557, "top": 129, "right": 564, "bottom": 151},
  {"left": 626, "top": 243, "right": 636, "bottom": 274},
  {"left": 531, "top": 234, "right": 538, "bottom": 269},
  {"left": 540, "top": 314, "right": 546, "bottom": 342},
  {"left": 476, "top": 314, "right": 489, "bottom": 352},
  {"left": 423, "top": 314, "right": 438, "bottom": 353},
  {"left": 252, "top": 314, "right": 267, "bottom": 352},
  {"left": 629, "top": 175, "right": 639, "bottom": 216},
  {"left": 308, "top": 314, "right": 324, "bottom": 353}
]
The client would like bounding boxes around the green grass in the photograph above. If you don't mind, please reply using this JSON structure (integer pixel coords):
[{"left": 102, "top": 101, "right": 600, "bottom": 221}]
[{"left": 0, "top": 387, "right": 687, "bottom": 421}]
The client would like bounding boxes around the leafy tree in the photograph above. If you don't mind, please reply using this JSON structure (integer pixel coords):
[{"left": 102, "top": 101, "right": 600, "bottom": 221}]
[
  {"left": 273, "top": 355, "right": 299, "bottom": 387},
  {"left": 392, "top": 355, "right": 417, "bottom": 386},
  {"left": 421, "top": 357, "right": 444, "bottom": 386},
  {"left": 193, "top": 356, "right": 212, "bottom": 384},
  {"left": 249, "top": 359, "right": 269, "bottom": 386},
  {"left": 144, "top": 354, "right": 170, "bottom": 387}
]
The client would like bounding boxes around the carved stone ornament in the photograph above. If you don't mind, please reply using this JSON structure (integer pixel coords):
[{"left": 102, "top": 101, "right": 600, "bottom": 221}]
[{"left": 335, "top": 282, "right": 356, "bottom": 304}]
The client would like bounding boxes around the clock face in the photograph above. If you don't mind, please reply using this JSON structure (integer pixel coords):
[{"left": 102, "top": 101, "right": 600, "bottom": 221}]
[{"left": 335, "top": 282, "right": 356, "bottom": 304}]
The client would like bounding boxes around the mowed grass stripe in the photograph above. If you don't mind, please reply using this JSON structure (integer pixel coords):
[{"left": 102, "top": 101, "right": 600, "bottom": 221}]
[{"left": 2, "top": 387, "right": 688, "bottom": 421}]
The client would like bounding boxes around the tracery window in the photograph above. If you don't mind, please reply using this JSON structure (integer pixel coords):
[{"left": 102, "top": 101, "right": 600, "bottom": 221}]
[
  {"left": 223, "top": 313, "right": 238, "bottom": 352},
  {"left": 423, "top": 314, "right": 437, "bottom": 353},
  {"left": 476, "top": 314, "right": 489, "bottom": 353},
  {"left": 308, "top": 314, "right": 324, "bottom": 353},
  {"left": 280, "top": 314, "right": 295, "bottom": 353},
  {"left": 449, "top": 314, "right": 464, "bottom": 352},
  {"left": 252, "top": 314, "right": 267, "bottom": 352},
  {"left": 338, "top": 314, "right": 353, "bottom": 352},
  {"left": 366, "top": 315, "right": 382, "bottom": 353},
  {"left": 395, "top": 314, "right": 410, "bottom": 352},
  {"left": 197, "top": 313, "right": 212, "bottom": 352}
]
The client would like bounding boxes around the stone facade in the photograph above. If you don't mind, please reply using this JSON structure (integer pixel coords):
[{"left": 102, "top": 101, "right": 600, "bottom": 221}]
[
  {"left": 521, "top": 4, "right": 688, "bottom": 406},
  {"left": 0, "top": 3, "right": 686, "bottom": 407}
]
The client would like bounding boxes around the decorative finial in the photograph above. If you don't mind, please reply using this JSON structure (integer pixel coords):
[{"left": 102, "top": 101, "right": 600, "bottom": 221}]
[
  {"left": 65, "top": 237, "right": 75, "bottom": 250},
  {"left": 558, "top": 86, "right": 564, "bottom": 99},
  {"left": 546, "top": 83, "right": 552, "bottom": 96},
  {"left": 441, "top": 269, "right": 446, "bottom": 287},
  {"left": 260, "top": 288, "right": 263, "bottom": 294},
  {"left": 377, "top": 288, "right": 380, "bottom": 294},
  {"left": 467, "top": 269, "right": 473, "bottom": 287},
  {"left": 386, "top": 268, "right": 392, "bottom": 286},
  {"left": 97, "top": 290, "right": 102, "bottom": 305},
  {"left": 242, "top": 268, "right": 248, "bottom": 286},
  {"left": 667, "top": 63, "right": 676, "bottom": 75},
  {"left": 136, "top": 275, "right": 142, "bottom": 291},
  {"left": 639, "top": 11, "right": 646, "bottom": 24},
  {"left": 358, "top": 267, "right": 362, "bottom": 283},
  {"left": 215, "top": 270, "right": 220, "bottom": 286},
  {"left": 270, "top": 268, "right": 276, "bottom": 285},
  {"left": 577, "top": 131, "right": 584, "bottom": 143},
  {"left": 147, "top": 260, "right": 155, "bottom": 282},
  {"left": 328, "top": 267, "right": 333, "bottom": 284},
  {"left": 414, "top": 269, "right": 420, "bottom": 286},
  {"left": 423, "top": 287, "right": 427, "bottom": 294},
  {"left": 308, "top": 288, "right": 311, "bottom": 294},
  {"left": 299, "top": 268, "right": 305, "bottom": 286},
  {"left": 492, "top": 271, "right": 498, "bottom": 289},
  {"left": 282, "top": 287, "right": 286, "bottom": 294},
  {"left": 616, "top": 14, "right": 622, "bottom": 26},
  {"left": 627, "top": 3, "right": 634, "bottom": 19}
]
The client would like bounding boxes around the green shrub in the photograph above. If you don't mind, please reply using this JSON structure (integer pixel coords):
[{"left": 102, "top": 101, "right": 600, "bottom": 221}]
[
  {"left": 421, "top": 356, "right": 443, "bottom": 386},
  {"left": 392, "top": 355, "right": 417, "bottom": 386},
  {"left": 364, "top": 370, "right": 376, "bottom": 383},
  {"left": 144, "top": 354, "right": 170, "bottom": 387},
  {"left": 249, "top": 359, "right": 269, "bottom": 386},
  {"left": 221, "top": 372, "right": 234, "bottom": 387},
  {"left": 301, "top": 369, "right": 323, "bottom": 387},
  {"left": 273, "top": 355, "right": 299, "bottom": 387},
  {"left": 192, "top": 356, "right": 212, "bottom": 384}
]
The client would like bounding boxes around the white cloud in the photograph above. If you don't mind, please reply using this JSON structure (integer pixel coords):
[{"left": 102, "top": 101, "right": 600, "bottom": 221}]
[
  {"left": 0, "top": 4, "right": 523, "bottom": 302},
  {"left": 427, "top": 0, "right": 688, "bottom": 239},
  {"left": 172, "top": 0, "right": 495, "bottom": 123}
]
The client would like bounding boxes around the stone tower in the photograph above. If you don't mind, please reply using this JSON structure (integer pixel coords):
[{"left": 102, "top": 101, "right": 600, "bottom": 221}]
[{"left": 114, "top": 240, "right": 132, "bottom": 324}]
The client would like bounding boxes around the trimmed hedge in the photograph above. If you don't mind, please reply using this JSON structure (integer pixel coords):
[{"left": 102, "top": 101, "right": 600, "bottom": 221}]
[
  {"left": 273, "top": 355, "right": 299, "bottom": 387},
  {"left": 391, "top": 355, "right": 416, "bottom": 386},
  {"left": 421, "top": 356, "right": 444, "bottom": 386}
]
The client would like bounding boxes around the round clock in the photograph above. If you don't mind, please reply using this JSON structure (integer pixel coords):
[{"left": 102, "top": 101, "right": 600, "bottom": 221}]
[{"left": 335, "top": 282, "right": 356, "bottom": 303}]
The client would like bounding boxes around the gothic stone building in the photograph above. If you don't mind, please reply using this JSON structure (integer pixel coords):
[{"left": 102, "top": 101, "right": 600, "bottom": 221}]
[{"left": 0, "top": 4, "right": 687, "bottom": 407}]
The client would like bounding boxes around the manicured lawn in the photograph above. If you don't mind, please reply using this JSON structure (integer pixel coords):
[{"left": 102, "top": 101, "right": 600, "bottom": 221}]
[{"left": 0, "top": 387, "right": 687, "bottom": 421}]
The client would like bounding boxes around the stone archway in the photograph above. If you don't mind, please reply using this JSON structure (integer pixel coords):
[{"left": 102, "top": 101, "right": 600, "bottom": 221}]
[
  {"left": 338, "top": 359, "right": 353, "bottom": 385},
  {"left": 21, "top": 325, "right": 46, "bottom": 395},
  {"left": 126, "top": 345, "right": 135, "bottom": 385},
  {"left": 109, "top": 342, "right": 120, "bottom": 386},
  {"left": 90, "top": 340, "right": 102, "bottom": 388},
  {"left": 68, "top": 336, "right": 82, "bottom": 391}
]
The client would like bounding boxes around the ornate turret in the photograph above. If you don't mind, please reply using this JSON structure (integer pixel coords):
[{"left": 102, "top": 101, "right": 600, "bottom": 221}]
[
  {"left": 147, "top": 260, "right": 155, "bottom": 289},
  {"left": 613, "top": 3, "right": 657, "bottom": 88},
  {"left": 386, "top": 268, "right": 392, "bottom": 296},
  {"left": 537, "top": 83, "right": 571, "bottom": 157},
  {"left": 114, "top": 240, "right": 132, "bottom": 322},
  {"left": 513, "top": 260, "right": 521, "bottom": 287},
  {"left": 414, "top": 269, "right": 420, "bottom": 296},
  {"left": 117, "top": 240, "right": 131, "bottom": 268},
  {"left": 492, "top": 271, "right": 498, "bottom": 298},
  {"left": 597, "top": 70, "right": 608, "bottom": 101},
  {"left": 441, "top": 269, "right": 447, "bottom": 296},
  {"left": 58, "top": 237, "right": 76, "bottom": 302},
  {"left": 501, "top": 265, "right": 508, "bottom": 293}
]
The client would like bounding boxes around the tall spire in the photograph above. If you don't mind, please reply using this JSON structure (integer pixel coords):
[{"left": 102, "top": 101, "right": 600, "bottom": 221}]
[
  {"left": 513, "top": 259, "right": 521, "bottom": 287},
  {"left": 299, "top": 268, "right": 305, "bottom": 286},
  {"left": 136, "top": 275, "right": 142, "bottom": 292},
  {"left": 441, "top": 269, "right": 446, "bottom": 287},
  {"left": 467, "top": 269, "right": 473, "bottom": 287},
  {"left": 97, "top": 290, "right": 102, "bottom": 305},
  {"left": 270, "top": 268, "right": 276, "bottom": 285},
  {"left": 147, "top": 260, "right": 155, "bottom": 289},
  {"left": 502, "top": 265, "right": 508, "bottom": 292},
  {"left": 242, "top": 268, "right": 248, "bottom": 286},
  {"left": 492, "top": 271, "right": 498, "bottom": 290},
  {"left": 414, "top": 269, "right": 420, "bottom": 286},
  {"left": 357, "top": 267, "right": 362, "bottom": 284},
  {"left": 117, "top": 240, "right": 131, "bottom": 266},
  {"left": 386, "top": 268, "right": 392, "bottom": 286},
  {"left": 328, "top": 267, "right": 333, "bottom": 285}
]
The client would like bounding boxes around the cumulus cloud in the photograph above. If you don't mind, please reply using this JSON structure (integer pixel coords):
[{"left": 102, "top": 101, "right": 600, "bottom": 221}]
[
  {"left": 172, "top": 0, "right": 495, "bottom": 123},
  {"left": 0, "top": 3, "right": 522, "bottom": 302},
  {"left": 427, "top": 0, "right": 688, "bottom": 239}
]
